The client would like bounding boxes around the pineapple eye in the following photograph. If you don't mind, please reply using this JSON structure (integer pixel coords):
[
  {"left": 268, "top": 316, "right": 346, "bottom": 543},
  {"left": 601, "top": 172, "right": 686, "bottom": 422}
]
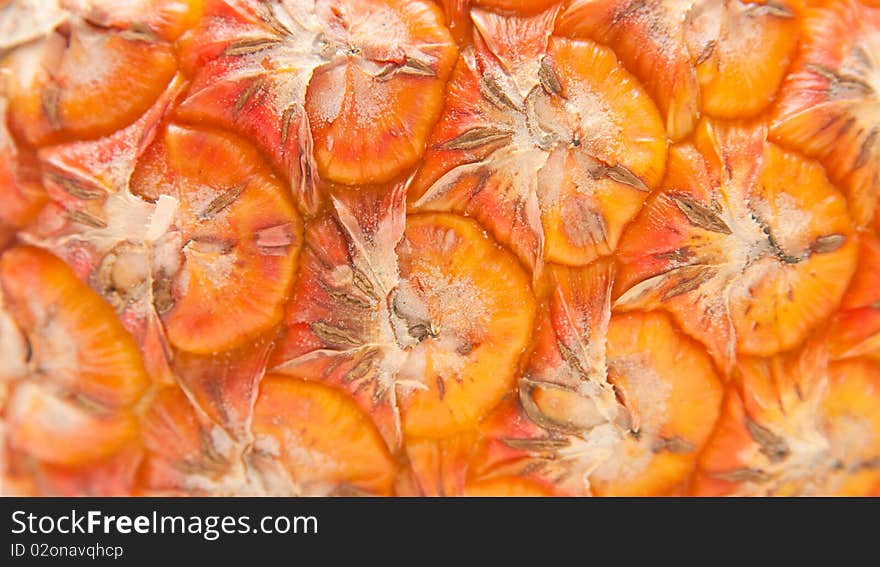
[{"left": 94, "top": 241, "right": 150, "bottom": 311}]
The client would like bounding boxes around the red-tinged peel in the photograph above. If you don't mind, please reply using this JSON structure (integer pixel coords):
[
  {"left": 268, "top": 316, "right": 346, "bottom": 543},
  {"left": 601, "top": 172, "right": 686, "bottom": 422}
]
[
  {"left": 6, "top": 19, "right": 179, "bottom": 147},
  {"left": 465, "top": 475, "right": 555, "bottom": 496},
  {"left": 829, "top": 235, "right": 880, "bottom": 360},
  {"left": 270, "top": 185, "right": 410, "bottom": 446},
  {"left": 140, "top": 385, "right": 238, "bottom": 493},
  {"left": 154, "top": 124, "right": 303, "bottom": 355},
  {"left": 1, "top": 0, "right": 876, "bottom": 498},
  {"left": 396, "top": 213, "right": 536, "bottom": 438},
  {"left": 829, "top": 308, "right": 880, "bottom": 361},
  {"left": 840, "top": 232, "right": 880, "bottom": 310},
  {"left": 29, "top": 443, "right": 143, "bottom": 496},
  {"left": 272, "top": 188, "right": 535, "bottom": 444},
  {"left": 81, "top": 0, "right": 204, "bottom": 42},
  {"left": 556, "top": 0, "right": 700, "bottom": 140},
  {"left": 7, "top": 382, "right": 140, "bottom": 467},
  {"left": 250, "top": 375, "right": 396, "bottom": 496},
  {"left": 615, "top": 121, "right": 857, "bottom": 372},
  {"left": 771, "top": 0, "right": 880, "bottom": 227},
  {"left": 436, "top": 0, "right": 473, "bottom": 45},
  {"left": 0, "top": 96, "right": 46, "bottom": 231},
  {"left": 403, "top": 433, "right": 474, "bottom": 496},
  {"left": 471, "top": 293, "right": 722, "bottom": 496},
  {"left": 473, "top": 0, "right": 560, "bottom": 14},
  {"left": 0, "top": 246, "right": 149, "bottom": 410},
  {"left": 409, "top": 13, "right": 666, "bottom": 271},
  {"left": 694, "top": 347, "right": 880, "bottom": 496},
  {"left": 178, "top": 0, "right": 456, "bottom": 188},
  {"left": 685, "top": 0, "right": 798, "bottom": 119},
  {"left": 34, "top": 101, "right": 302, "bottom": 358},
  {"left": 170, "top": 334, "right": 275, "bottom": 439}
]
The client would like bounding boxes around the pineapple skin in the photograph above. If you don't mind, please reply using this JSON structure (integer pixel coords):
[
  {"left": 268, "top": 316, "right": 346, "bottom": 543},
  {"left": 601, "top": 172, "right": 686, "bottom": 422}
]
[{"left": 0, "top": 0, "right": 879, "bottom": 497}]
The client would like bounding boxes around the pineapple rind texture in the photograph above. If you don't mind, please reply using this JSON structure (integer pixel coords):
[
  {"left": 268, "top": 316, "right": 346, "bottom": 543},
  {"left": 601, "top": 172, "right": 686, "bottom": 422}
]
[{"left": 1, "top": 0, "right": 879, "bottom": 496}]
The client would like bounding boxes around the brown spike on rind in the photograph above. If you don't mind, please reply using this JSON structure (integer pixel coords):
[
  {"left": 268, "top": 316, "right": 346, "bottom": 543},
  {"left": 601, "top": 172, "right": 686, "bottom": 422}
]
[
  {"left": 671, "top": 193, "right": 732, "bottom": 234},
  {"left": 810, "top": 234, "right": 846, "bottom": 255},
  {"left": 441, "top": 126, "right": 513, "bottom": 151},
  {"left": 661, "top": 265, "right": 717, "bottom": 301},
  {"left": 66, "top": 209, "right": 107, "bottom": 229},
  {"left": 745, "top": 417, "right": 790, "bottom": 463},
  {"left": 480, "top": 75, "right": 520, "bottom": 112},
  {"left": 709, "top": 467, "right": 772, "bottom": 483},
  {"left": 223, "top": 38, "right": 281, "bottom": 57},
  {"left": 602, "top": 164, "right": 650, "bottom": 192},
  {"left": 198, "top": 182, "right": 248, "bottom": 221},
  {"left": 538, "top": 57, "right": 562, "bottom": 96},
  {"left": 311, "top": 321, "right": 360, "bottom": 348}
]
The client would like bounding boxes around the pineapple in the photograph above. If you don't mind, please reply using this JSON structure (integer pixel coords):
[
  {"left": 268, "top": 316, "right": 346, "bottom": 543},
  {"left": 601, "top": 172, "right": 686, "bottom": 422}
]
[{"left": 0, "top": 0, "right": 879, "bottom": 497}]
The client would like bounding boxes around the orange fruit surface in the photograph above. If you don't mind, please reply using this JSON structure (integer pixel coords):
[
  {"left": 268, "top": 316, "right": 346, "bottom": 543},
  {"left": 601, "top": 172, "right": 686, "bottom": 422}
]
[{"left": 1, "top": 0, "right": 878, "bottom": 496}]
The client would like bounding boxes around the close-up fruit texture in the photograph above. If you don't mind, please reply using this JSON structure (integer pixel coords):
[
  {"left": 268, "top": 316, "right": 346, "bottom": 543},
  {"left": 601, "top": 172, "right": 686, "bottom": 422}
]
[{"left": 0, "top": 0, "right": 879, "bottom": 497}]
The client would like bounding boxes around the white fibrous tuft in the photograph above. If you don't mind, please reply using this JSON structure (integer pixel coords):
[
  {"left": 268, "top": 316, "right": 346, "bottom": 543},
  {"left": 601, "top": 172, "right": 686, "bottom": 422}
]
[{"left": 0, "top": 0, "right": 66, "bottom": 52}]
